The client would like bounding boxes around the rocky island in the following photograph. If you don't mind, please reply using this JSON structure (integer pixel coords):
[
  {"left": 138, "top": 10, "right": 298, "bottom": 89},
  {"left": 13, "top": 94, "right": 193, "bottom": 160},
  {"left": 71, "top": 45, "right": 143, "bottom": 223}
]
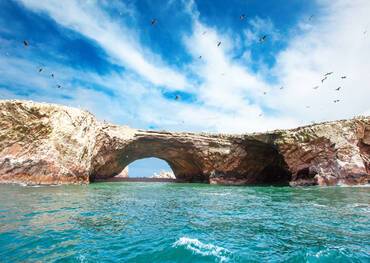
[{"left": 0, "top": 100, "right": 369, "bottom": 186}]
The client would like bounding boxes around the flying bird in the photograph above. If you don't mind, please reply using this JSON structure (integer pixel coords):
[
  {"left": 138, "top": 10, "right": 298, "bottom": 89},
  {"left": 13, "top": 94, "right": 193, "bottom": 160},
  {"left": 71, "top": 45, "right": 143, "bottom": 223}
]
[
  {"left": 56, "top": 84, "right": 62, "bottom": 89},
  {"left": 280, "top": 86, "right": 284, "bottom": 90},
  {"left": 38, "top": 68, "right": 43, "bottom": 73},
  {"left": 217, "top": 41, "right": 221, "bottom": 47},
  {"left": 309, "top": 15, "right": 314, "bottom": 21},
  {"left": 341, "top": 76, "right": 347, "bottom": 79},
  {"left": 150, "top": 19, "right": 157, "bottom": 26},
  {"left": 335, "top": 87, "right": 341, "bottom": 91},
  {"left": 202, "top": 31, "right": 207, "bottom": 35},
  {"left": 259, "top": 35, "right": 267, "bottom": 43},
  {"left": 306, "top": 106, "right": 310, "bottom": 109},
  {"left": 175, "top": 95, "right": 180, "bottom": 101},
  {"left": 321, "top": 77, "right": 327, "bottom": 83},
  {"left": 50, "top": 73, "right": 54, "bottom": 78},
  {"left": 198, "top": 55, "right": 202, "bottom": 59},
  {"left": 333, "top": 99, "right": 340, "bottom": 103},
  {"left": 313, "top": 86, "right": 319, "bottom": 89},
  {"left": 324, "top": 72, "right": 333, "bottom": 76},
  {"left": 23, "top": 40, "right": 29, "bottom": 47},
  {"left": 240, "top": 14, "right": 246, "bottom": 20},
  {"left": 263, "top": 91, "right": 267, "bottom": 95}
]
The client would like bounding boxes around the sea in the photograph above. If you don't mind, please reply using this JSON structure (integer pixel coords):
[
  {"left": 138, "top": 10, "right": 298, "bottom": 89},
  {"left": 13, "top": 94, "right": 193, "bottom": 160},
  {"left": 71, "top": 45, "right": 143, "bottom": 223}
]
[{"left": 0, "top": 183, "right": 369, "bottom": 262}]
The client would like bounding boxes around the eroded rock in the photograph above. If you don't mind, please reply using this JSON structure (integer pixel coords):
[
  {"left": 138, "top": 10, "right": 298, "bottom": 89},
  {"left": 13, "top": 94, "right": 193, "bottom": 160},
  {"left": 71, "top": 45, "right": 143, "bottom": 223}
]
[{"left": 0, "top": 100, "right": 369, "bottom": 186}]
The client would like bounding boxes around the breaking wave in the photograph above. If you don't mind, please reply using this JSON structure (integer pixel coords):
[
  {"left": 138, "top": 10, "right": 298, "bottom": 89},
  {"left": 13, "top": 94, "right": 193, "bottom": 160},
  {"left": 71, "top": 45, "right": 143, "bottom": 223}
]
[{"left": 173, "top": 237, "right": 232, "bottom": 262}]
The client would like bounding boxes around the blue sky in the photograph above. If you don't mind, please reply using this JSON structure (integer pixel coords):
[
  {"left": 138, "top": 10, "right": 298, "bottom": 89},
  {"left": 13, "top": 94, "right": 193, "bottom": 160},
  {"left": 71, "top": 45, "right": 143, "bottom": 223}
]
[{"left": 1, "top": 0, "right": 369, "bottom": 177}]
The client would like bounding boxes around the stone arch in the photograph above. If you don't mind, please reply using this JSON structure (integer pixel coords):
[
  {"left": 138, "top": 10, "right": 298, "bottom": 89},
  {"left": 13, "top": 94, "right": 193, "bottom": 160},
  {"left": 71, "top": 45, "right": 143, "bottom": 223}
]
[{"left": 89, "top": 134, "right": 206, "bottom": 183}]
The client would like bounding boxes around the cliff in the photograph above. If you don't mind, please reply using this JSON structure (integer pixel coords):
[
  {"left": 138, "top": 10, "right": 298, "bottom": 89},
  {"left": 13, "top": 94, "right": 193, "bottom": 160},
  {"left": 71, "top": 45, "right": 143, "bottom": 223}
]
[{"left": 0, "top": 100, "right": 369, "bottom": 186}]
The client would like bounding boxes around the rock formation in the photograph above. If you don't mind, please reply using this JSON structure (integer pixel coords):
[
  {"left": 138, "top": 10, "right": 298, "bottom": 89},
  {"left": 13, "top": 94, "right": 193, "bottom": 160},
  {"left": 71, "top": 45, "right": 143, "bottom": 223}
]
[
  {"left": 151, "top": 170, "right": 176, "bottom": 179},
  {"left": 0, "top": 100, "right": 369, "bottom": 186}
]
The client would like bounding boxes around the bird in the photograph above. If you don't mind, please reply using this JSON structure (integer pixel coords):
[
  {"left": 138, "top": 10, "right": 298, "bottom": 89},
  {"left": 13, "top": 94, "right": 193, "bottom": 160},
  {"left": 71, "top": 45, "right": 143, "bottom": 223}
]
[
  {"left": 333, "top": 99, "right": 340, "bottom": 103},
  {"left": 175, "top": 95, "right": 180, "bottom": 100},
  {"left": 309, "top": 15, "right": 314, "bottom": 21},
  {"left": 306, "top": 106, "right": 310, "bottom": 109},
  {"left": 240, "top": 14, "right": 246, "bottom": 20},
  {"left": 217, "top": 41, "right": 221, "bottom": 47},
  {"left": 324, "top": 72, "right": 333, "bottom": 76},
  {"left": 341, "top": 76, "right": 347, "bottom": 79},
  {"left": 335, "top": 87, "right": 341, "bottom": 91},
  {"left": 50, "top": 73, "right": 54, "bottom": 78},
  {"left": 56, "top": 84, "right": 62, "bottom": 89},
  {"left": 202, "top": 31, "right": 207, "bottom": 35},
  {"left": 198, "top": 55, "right": 202, "bottom": 59},
  {"left": 313, "top": 86, "right": 319, "bottom": 89},
  {"left": 259, "top": 35, "right": 267, "bottom": 43},
  {"left": 321, "top": 77, "right": 327, "bottom": 83},
  {"left": 280, "top": 86, "right": 284, "bottom": 90},
  {"left": 23, "top": 40, "right": 29, "bottom": 47},
  {"left": 258, "top": 113, "right": 263, "bottom": 117},
  {"left": 38, "top": 68, "right": 43, "bottom": 73},
  {"left": 263, "top": 91, "right": 267, "bottom": 95},
  {"left": 150, "top": 19, "right": 157, "bottom": 26},
  {"left": 364, "top": 30, "right": 367, "bottom": 35}
]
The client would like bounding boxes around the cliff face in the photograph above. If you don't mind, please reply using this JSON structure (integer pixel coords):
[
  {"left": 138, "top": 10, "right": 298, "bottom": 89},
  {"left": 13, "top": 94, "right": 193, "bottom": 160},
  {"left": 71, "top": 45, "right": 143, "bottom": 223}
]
[{"left": 0, "top": 100, "right": 369, "bottom": 186}]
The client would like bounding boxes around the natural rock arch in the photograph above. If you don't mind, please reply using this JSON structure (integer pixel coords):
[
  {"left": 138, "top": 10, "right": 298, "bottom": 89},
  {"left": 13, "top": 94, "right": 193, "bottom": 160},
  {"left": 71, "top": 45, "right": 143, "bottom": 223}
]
[
  {"left": 89, "top": 130, "right": 293, "bottom": 185},
  {"left": 90, "top": 132, "right": 209, "bottom": 182},
  {"left": 0, "top": 100, "right": 369, "bottom": 186}
]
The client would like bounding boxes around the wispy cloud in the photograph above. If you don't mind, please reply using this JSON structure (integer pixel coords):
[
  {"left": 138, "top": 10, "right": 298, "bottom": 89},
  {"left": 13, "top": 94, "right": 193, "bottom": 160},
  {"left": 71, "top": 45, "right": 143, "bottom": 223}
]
[{"left": 19, "top": 0, "right": 189, "bottom": 90}]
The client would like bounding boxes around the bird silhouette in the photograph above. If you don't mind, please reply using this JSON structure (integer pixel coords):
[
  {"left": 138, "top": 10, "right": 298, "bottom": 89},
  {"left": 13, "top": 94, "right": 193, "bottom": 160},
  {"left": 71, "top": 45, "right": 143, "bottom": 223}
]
[
  {"left": 321, "top": 77, "right": 327, "bottom": 83},
  {"left": 198, "top": 55, "right": 202, "bottom": 59},
  {"left": 263, "top": 91, "right": 267, "bottom": 95},
  {"left": 313, "top": 86, "right": 319, "bottom": 89},
  {"left": 324, "top": 72, "right": 333, "bottom": 76},
  {"left": 333, "top": 99, "right": 340, "bottom": 103},
  {"left": 309, "top": 15, "right": 314, "bottom": 21},
  {"left": 259, "top": 35, "right": 267, "bottom": 43},
  {"left": 306, "top": 106, "right": 310, "bottom": 109},
  {"left": 335, "top": 87, "right": 341, "bottom": 91},
  {"left": 38, "top": 68, "right": 43, "bottom": 73},
  {"left": 280, "top": 86, "right": 284, "bottom": 90},
  {"left": 50, "top": 74, "right": 54, "bottom": 78},
  {"left": 23, "top": 40, "right": 29, "bottom": 47},
  {"left": 175, "top": 95, "right": 180, "bottom": 100},
  {"left": 202, "top": 31, "right": 207, "bottom": 35},
  {"left": 56, "top": 84, "right": 62, "bottom": 89},
  {"left": 240, "top": 14, "right": 246, "bottom": 20},
  {"left": 341, "top": 76, "right": 347, "bottom": 79},
  {"left": 150, "top": 19, "right": 157, "bottom": 26},
  {"left": 217, "top": 41, "right": 221, "bottom": 47}
]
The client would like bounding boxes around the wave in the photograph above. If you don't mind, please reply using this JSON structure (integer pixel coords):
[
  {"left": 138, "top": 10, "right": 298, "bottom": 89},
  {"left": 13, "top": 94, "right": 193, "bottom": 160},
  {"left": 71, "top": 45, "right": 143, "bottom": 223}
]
[{"left": 173, "top": 237, "right": 232, "bottom": 262}]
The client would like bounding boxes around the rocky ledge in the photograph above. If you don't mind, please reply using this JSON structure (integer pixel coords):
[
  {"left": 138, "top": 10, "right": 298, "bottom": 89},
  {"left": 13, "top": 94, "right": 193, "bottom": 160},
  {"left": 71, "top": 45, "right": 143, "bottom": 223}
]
[{"left": 0, "top": 100, "right": 369, "bottom": 186}]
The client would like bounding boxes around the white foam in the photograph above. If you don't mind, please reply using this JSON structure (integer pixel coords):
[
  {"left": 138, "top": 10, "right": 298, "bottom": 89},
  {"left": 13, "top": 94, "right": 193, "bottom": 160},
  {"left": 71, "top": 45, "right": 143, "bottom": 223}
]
[
  {"left": 338, "top": 183, "right": 370, "bottom": 188},
  {"left": 173, "top": 237, "right": 231, "bottom": 262}
]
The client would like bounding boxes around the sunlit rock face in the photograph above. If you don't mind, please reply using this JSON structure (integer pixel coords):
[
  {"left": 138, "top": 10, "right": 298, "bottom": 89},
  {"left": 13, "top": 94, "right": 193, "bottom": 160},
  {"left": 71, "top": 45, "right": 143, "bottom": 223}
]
[{"left": 0, "top": 100, "right": 369, "bottom": 186}]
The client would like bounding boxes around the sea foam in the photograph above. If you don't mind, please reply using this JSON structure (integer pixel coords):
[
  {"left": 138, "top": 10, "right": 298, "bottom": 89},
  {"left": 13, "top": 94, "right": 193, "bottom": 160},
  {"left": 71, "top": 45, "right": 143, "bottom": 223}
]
[{"left": 173, "top": 237, "right": 231, "bottom": 262}]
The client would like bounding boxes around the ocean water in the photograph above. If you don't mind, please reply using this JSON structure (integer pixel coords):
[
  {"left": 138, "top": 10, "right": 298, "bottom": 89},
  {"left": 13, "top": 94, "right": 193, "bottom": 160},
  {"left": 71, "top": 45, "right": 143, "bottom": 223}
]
[{"left": 0, "top": 183, "right": 369, "bottom": 263}]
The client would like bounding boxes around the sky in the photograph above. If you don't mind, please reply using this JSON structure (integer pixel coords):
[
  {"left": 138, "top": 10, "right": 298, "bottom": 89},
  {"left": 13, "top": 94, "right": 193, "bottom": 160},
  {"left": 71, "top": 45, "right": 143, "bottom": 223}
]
[{"left": 1, "top": 0, "right": 369, "bottom": 177}]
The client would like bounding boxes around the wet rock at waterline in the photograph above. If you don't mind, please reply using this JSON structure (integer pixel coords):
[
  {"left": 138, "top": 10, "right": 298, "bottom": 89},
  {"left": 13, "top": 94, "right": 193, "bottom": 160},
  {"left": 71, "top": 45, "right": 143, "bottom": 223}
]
[{"left": 0, "top": 100, "right": 369, "bottom": 186}]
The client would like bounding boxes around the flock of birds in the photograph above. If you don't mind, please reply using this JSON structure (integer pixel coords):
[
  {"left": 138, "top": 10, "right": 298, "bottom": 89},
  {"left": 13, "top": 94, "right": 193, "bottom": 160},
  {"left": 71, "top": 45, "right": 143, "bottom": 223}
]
[
  {"left": 18, "top": 12, "right": 368, "bottom": 124},
  {"left": 22, "top": 40, "right": 63, "bottom": 89}
]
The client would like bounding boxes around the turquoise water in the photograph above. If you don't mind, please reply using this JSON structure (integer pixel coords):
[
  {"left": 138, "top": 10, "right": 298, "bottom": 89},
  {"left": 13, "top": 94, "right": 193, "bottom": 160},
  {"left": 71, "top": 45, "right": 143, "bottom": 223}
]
[{"left": 0, "top": 183, "right": 369, "bottom": 262}]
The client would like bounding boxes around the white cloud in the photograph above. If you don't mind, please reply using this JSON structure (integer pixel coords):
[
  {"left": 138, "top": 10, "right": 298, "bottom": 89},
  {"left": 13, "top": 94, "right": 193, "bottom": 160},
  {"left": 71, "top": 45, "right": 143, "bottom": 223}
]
[{"left": 18, "top": 0, "right": 190, "bottom": 90}]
